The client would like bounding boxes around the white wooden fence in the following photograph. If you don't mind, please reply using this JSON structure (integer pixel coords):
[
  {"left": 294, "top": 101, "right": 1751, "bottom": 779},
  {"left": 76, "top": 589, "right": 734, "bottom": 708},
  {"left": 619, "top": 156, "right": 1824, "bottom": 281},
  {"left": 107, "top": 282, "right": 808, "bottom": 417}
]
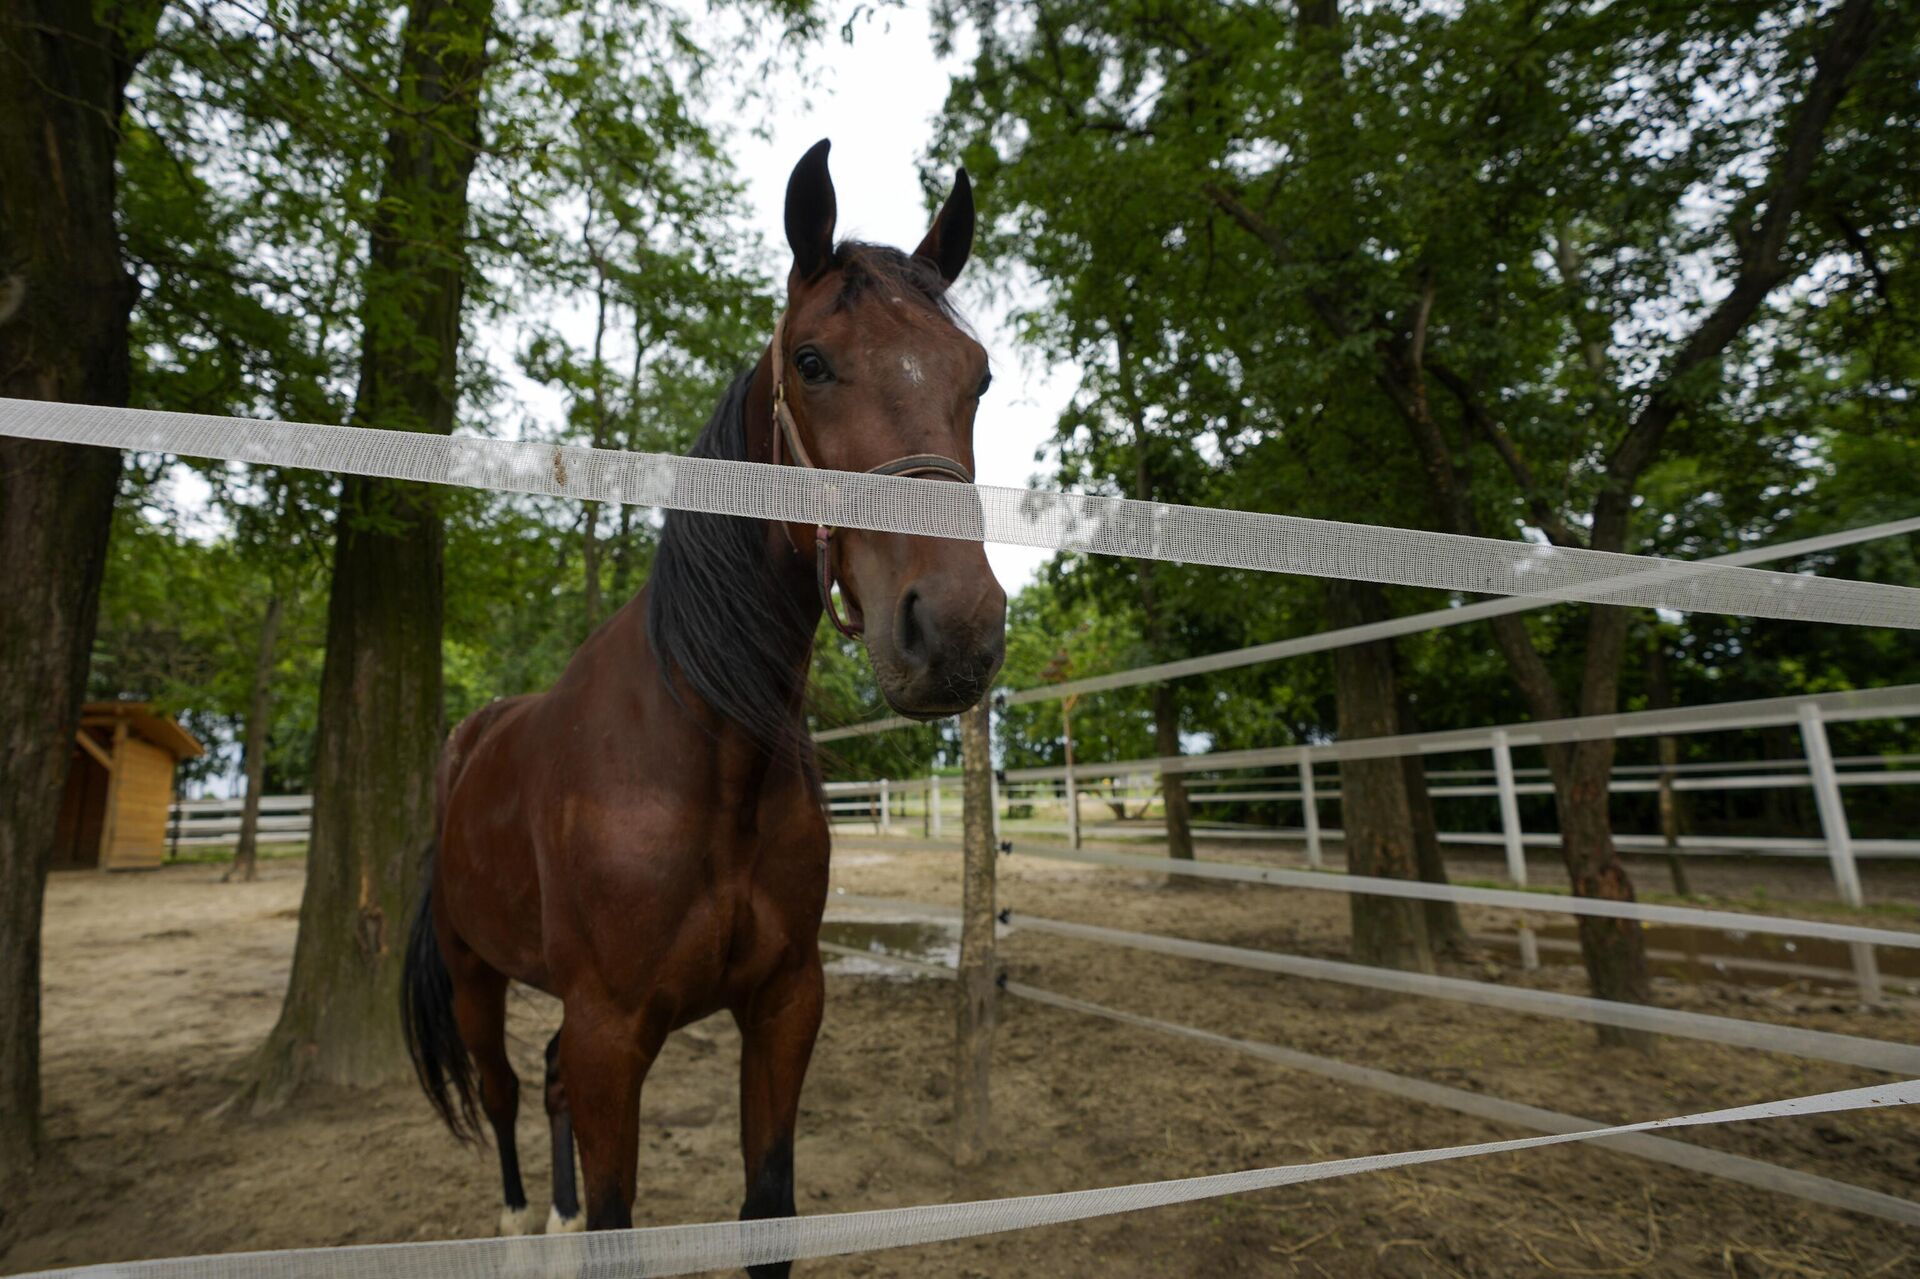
[
  {"left": 173, "top": 688, "right": 1918, "bottom": 881},
  {"left": 164, "top": 794, "right": 312, "bottom": 847}
]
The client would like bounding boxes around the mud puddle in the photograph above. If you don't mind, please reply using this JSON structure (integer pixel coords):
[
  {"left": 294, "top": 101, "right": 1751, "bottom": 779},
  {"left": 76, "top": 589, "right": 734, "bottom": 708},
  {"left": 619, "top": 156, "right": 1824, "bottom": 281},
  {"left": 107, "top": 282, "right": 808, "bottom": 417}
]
[{"left": 818, "top": 918, "right": 958, "bottom": 979}]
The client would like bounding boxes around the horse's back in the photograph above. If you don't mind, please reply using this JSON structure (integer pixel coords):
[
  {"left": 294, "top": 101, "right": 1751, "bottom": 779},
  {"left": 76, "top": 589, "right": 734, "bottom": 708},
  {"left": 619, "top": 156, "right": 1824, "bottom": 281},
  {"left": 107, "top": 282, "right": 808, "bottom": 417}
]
[{"left": 439, "top": 693, "right": 539, "bottom": 805}]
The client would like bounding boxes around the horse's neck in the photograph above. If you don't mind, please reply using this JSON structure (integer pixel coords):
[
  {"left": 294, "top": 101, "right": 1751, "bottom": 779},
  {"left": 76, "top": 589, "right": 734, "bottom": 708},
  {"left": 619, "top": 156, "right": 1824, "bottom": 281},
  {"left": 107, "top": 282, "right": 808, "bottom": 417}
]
[{"left": 649, "top": 355, "right": 820, "bottom": 754}]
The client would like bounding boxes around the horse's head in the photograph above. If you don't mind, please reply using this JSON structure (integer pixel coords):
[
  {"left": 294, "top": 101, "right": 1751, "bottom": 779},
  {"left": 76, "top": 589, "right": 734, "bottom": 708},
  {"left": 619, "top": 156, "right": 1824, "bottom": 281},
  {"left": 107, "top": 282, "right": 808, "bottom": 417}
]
[{"left": 772, "top": 140, "right": 1007, "bottom": 719}]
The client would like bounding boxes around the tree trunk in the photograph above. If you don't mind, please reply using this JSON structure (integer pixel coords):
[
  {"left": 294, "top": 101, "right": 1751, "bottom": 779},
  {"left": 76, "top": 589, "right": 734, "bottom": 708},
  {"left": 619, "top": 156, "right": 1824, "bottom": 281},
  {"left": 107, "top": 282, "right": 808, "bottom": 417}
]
[
  {"left": 1112, "top": 330, "right": 1194, "bottom": 863},
  {"left": 227, "top": 592, "right": 285, "bottom": 884},
  {"left": 239, "top": 0, "right": 491, "bottom": 1110},
  {"left": 581, "top": 261, "right": 612, "bottom": 632},
  {"left": 581, "top": 501, "right": 602, "bottom": 631},
  {"left": 1547, "top": 735, "right": 1652, "bottom": 1045},
  {"left": 1154, "top": 683, "right": 1195, "bottom": 862},
  {"left": 1483, "top": 602, "right": 1651, "bottom": 1043},
  {"left": 0, "top": 0, "right": 150, "bottom": 1174},
  {"left": 610, "top": 501, "right": 636, "bottom": 602},
  {"left": 1326, "top": 581, "right": 1432, "bottom": 973},
  {"left": 1397, "top": 690, "right": 1467, "bottom": 954}
]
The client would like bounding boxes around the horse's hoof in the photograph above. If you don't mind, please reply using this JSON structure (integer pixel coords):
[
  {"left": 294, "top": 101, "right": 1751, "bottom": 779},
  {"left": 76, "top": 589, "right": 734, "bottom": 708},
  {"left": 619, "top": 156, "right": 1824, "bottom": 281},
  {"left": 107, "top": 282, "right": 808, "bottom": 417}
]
[
  {"left": 498, "top": 1203, "right": 543, "bottom": 1236},
  {"left": 547, "top": 1205, "right": 586, "bottom": 1234}
]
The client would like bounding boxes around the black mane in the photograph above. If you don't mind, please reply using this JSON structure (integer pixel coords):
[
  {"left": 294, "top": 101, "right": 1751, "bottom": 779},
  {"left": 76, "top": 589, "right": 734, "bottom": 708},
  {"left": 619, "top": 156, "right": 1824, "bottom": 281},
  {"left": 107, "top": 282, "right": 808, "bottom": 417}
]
[{"left": 647, "top": 368, "right": 816, "bottom": 753}]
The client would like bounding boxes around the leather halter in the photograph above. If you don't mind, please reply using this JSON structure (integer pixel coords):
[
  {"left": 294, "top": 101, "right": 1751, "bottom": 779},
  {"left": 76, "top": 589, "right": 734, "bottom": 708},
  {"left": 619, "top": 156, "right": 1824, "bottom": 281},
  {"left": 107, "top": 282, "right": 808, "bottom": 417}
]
[{"left": 767, "top": 312, "right": 974, "bottom": 638}]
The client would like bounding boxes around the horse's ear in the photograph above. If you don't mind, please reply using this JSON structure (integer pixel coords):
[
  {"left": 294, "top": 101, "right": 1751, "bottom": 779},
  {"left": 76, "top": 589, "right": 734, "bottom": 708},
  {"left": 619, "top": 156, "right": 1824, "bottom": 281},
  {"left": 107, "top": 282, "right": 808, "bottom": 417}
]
[
  {"left": 785, "top": 139, "right": 837, "bottom": 283},
  {"left": 913, "top": 167, "right": 973, "bottom": 288}
]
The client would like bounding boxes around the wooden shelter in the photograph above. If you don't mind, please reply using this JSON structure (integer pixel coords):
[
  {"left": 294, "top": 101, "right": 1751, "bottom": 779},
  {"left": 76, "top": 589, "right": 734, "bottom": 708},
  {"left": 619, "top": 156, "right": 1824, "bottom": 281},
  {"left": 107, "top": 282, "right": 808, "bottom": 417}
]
[{"left": 54, "top": 703, "right": 206, "bottom": 871}]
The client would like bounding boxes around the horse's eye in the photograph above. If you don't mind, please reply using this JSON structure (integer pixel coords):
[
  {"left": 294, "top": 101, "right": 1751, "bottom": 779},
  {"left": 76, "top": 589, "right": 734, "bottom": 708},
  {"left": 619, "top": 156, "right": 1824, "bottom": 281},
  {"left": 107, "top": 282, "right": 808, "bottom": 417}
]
[
  {"left": 794, "top": 349, "right": 832, "bottom": 384},
  {"left": 976, "top": 369, "right": 993, "bottom": 398}
]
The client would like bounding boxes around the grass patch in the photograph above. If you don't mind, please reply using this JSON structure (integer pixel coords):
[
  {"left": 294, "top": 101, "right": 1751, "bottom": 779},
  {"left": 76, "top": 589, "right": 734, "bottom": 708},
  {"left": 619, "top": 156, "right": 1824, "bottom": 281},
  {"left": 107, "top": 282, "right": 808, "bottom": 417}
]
[{"left": 165, "top": 843, "right": 307, "bottom": 866}]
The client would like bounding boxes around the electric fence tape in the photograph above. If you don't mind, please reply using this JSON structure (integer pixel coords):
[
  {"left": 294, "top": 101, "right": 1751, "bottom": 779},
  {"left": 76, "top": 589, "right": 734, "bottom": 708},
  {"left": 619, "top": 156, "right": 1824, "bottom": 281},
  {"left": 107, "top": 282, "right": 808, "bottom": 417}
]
[
  {"left": 5, "top": 398, "right": 1919, "bottom": 629},
  {"left": 815, "top": 513, "right": 1920, "bottom": 741},
  {"left": 20, "top": 1081, "right": 1918, "bottom": 1278},
  {"left": 819, "top": 933, "right": 1920, "bottom": 1227},
  {"left": 822, "top": 892, "right": 1920, "bottom": 1072}
]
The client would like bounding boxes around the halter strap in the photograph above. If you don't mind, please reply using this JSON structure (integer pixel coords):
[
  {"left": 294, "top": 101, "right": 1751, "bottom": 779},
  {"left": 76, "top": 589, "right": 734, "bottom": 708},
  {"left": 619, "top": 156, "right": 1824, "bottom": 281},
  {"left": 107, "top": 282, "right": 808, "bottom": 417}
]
[{"left": 766, "top": 311, "right": 975, "bottom": 638}]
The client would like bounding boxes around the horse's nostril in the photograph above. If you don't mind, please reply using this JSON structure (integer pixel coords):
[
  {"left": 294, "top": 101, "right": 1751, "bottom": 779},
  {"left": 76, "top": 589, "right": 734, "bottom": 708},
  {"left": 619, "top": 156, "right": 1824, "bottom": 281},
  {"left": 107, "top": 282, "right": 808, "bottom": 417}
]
[{"left": 897, "top": 588, "right": 928, "bottom": 665}]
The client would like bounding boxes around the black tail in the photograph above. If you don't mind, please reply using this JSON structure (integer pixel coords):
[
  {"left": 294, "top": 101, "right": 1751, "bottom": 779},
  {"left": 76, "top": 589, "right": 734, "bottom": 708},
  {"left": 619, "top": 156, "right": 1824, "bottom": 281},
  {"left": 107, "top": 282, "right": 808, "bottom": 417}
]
[{"left": 401, "top": 847, "right": 480, "bottom": 1142}]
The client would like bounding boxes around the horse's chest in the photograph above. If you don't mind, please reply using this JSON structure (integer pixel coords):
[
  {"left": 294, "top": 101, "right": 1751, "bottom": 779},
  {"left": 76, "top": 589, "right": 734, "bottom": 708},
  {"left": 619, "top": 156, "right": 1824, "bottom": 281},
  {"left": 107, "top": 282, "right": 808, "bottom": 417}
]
[{"left": 633, "top": 811, "right": 829, "bottom": 1021}]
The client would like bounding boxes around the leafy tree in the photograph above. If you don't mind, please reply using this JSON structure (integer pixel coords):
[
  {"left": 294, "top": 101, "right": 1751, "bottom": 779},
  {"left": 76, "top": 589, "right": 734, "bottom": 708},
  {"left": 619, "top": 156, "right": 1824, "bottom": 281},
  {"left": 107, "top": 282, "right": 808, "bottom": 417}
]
[{"left": 934, "top": 0, "right": 1914, "bottom": 1020}]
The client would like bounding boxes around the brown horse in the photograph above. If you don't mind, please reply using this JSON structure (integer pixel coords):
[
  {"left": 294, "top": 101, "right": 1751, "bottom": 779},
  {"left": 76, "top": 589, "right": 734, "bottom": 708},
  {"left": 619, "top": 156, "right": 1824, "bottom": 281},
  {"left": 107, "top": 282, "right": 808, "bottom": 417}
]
[{"left": 401, "top": 140, "right": 1005, "bottom": 1271}]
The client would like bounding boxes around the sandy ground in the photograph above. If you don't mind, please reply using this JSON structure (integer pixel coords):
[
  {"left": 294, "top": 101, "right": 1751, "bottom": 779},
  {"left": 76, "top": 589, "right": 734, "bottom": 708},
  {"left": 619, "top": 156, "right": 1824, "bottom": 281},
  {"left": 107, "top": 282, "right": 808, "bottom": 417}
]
[{"left": 5, "top": 841, "right": 1919, "bottom": 1278}]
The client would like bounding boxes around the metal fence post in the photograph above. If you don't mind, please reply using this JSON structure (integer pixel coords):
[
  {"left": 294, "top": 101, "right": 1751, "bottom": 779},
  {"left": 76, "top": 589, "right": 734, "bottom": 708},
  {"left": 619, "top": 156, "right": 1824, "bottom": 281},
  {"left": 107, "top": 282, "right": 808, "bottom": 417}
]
[
  {"left": 880, "top": 778, "right": 891, "bottom": 836},
  {"left": 1798, "top": 700, "right": 1881, "bottom": 1000},
  {"left": 1298, "top": 758, "right": 1322, "bottom": 869},
  {"left": 930, "top": 773, "right": 942, "bottom": 840},
  {"left": 955, "top": 698, "right": 997, "bottom": 1165}
]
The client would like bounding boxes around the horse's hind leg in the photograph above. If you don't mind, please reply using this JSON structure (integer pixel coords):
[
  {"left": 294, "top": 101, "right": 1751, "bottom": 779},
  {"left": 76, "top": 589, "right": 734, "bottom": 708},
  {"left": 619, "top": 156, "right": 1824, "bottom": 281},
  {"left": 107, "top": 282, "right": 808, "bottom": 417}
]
[
  {"left": 542, "top": 1029, "right": 583, "bottom": 1233},
  {"left": 733, "top": 958, "right": 825, "bottom": 1279},
  {"left": 447, "top": 947, "right": 537, "bottom": 1235}
]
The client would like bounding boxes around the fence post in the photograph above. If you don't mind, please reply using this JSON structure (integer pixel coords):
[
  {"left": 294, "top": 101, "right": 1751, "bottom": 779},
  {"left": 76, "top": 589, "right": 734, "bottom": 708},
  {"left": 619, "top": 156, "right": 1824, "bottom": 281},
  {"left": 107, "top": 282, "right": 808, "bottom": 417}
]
[
  {"left": 1797, "top": 701, "right": 1881, "bottom": 1001},
  {"left": 880, "top": 778, "right": 891, "bottom": 836},
  {"left": 1297, "top": 758, "right": 1322, "bottom": 869},
  {"left": 930, "top": 773, "right": 942, "bottom": 840},
  {"left": 1062, "top": 696, "right": 1081, "bottom": 850},
  {"left": 955, "top": 697, "right": 997, "bottom": 1166},
  {"left": 1491, "top": 730, "right": 1527, "bottom": 886},
  {"left": 1491, "top": 730, "right": 1538, "bottom": 970}
]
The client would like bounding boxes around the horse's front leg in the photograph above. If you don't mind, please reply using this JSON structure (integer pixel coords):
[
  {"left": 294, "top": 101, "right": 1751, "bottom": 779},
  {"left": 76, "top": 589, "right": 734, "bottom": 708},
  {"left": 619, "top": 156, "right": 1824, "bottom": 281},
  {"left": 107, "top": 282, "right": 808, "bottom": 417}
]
[
  {"left": 560, "top": 1004, "right": 663, "bottom": 1231},
  {"left": 733, "top": 954, "right": 825, "bottom": 1278}
]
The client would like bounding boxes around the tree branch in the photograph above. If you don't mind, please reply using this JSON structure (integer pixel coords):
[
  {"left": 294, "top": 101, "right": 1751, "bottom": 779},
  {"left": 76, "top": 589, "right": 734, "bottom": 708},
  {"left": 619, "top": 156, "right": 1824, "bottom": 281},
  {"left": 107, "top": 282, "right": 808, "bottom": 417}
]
[
  {"left": 1202, "top": 180, "right": 1356, "bottom": 340},
  {"left": 1427, "top": 360, "right": 1587, "bottom": 550},
  {"left": 1602, "top": 0, "right": 1880, "bottom": 500}
]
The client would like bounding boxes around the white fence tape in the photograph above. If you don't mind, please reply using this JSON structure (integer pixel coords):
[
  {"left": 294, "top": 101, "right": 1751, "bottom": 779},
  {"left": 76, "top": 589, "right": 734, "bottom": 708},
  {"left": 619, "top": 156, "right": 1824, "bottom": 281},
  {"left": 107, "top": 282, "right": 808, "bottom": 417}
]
[
  {"left": 999, "top": 844, "right": 1920, "bottom": 950},
  {"left": 814, "top": 513, "right": 1920, "bottom": 740},
  {"left": 827, "top": 924, "right": 1920, "bottom": 1224},
  {"left": 1005, "top": 914, "right": 1920, "bottom": 1074},
  {"left": 843, "top": 821, "right": 1920, "bottom": 858},
  {"left": 825, "top": 891, "right": 1919, "bottom": 1068},
  {"left": 6, "top": 397, "right": 1920, "bottom": 627},
  {"left": 1001, "top": 682, "right": 1920, "bottom": 782},
  {"left": 1003, "top": 986, "right": 1920, "bottom": 1227},
  {"left": 22, "top": 1077, "right": 1916, "bottom": 1278}
]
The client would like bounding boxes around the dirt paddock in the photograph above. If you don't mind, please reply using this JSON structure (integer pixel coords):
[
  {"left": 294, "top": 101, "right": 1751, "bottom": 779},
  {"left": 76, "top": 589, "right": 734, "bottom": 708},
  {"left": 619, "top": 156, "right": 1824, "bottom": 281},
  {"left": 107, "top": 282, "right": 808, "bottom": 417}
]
[{"left": 5, "top": 844, "right": 1918, "bottom": 1277}]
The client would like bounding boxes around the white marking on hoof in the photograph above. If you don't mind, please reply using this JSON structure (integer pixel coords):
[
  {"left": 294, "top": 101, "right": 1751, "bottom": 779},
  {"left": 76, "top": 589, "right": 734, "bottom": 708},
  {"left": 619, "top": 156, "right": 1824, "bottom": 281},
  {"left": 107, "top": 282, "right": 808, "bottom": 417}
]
[
  {"left": 547, "top": 1205, "right": 585, "bottom": 1234},
  {"left": 498, "top": 1203, "right": 542, "bottom": 1236}
]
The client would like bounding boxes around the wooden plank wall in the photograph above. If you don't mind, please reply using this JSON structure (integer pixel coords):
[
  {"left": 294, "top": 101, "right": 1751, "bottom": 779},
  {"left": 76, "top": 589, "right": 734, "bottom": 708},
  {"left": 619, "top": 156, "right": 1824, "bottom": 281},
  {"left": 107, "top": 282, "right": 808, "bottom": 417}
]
[{"left": 103, "top": 735, "right": 175, "bottom": 869}]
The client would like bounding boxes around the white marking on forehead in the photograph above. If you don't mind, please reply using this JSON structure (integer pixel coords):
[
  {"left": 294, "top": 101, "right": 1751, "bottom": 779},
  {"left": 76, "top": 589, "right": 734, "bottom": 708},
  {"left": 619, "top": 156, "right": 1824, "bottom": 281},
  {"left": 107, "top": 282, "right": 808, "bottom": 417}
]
[{"left": 899, "top": 354, "right": 926, "bottom": 385}]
